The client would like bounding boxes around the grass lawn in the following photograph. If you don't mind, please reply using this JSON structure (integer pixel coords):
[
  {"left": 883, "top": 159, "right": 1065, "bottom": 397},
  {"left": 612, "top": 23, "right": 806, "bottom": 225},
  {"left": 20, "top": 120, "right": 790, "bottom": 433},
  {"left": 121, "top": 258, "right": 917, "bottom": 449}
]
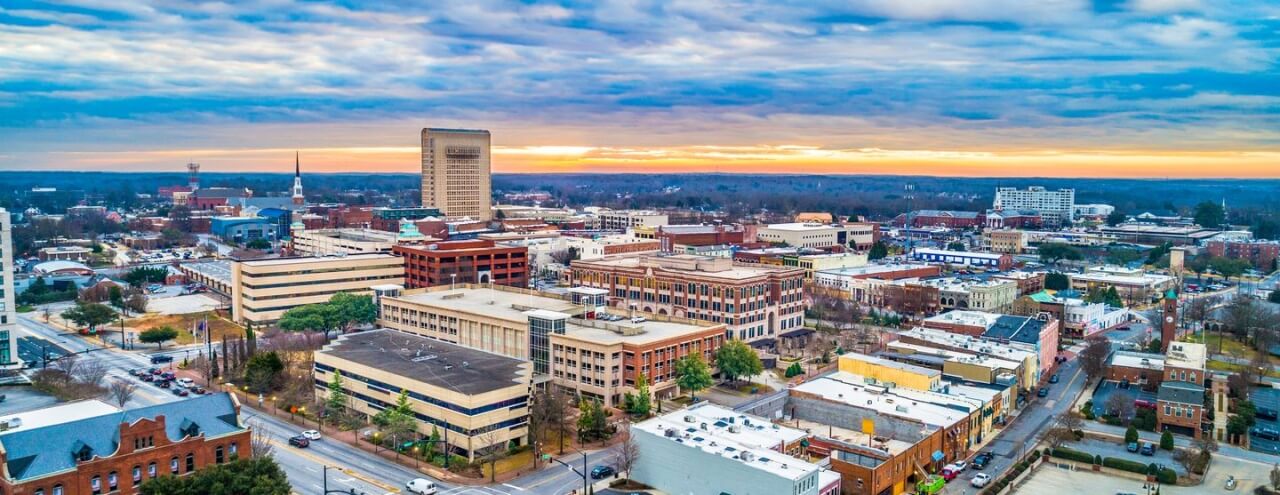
[
  {"left": 1207, "top": 359, "right": 1278, "bottom": 378},
  {"left": 722, "top": 382, "right": 775, "bottom": 395},
  {"left": 15, "top": 305, "right": 34, "bottom": 313},
  {"left": 482, "top": 448, "right": 535, "bottom": 478},
  {"left": 127, "top": 311, "right": 244, "bottom": 345}
]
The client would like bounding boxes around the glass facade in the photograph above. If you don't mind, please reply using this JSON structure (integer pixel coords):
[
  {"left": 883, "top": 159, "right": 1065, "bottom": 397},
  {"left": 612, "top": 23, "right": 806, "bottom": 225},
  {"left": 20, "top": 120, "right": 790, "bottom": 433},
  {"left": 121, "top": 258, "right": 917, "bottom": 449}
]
[{"left": 528, "top": 315, "right": 566, "bottom": 376}]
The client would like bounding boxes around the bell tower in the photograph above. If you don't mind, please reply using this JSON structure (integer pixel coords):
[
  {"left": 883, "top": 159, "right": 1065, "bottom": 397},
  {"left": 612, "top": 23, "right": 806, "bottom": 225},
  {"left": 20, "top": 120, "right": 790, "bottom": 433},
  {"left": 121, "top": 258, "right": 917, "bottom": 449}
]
[
  {"left": 1160, "top": 289, "right": 1178, "bottom": 353},
  {"left": 291, "top": 151, "right": 304, "bottom": 206}
]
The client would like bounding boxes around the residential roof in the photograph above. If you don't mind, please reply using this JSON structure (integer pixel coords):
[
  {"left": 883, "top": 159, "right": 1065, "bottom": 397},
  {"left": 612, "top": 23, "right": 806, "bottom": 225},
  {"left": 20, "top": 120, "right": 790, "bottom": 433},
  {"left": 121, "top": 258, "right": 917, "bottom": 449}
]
[
  {"left": 1158, "top": 381, "right": 1205, "bottom": 405},
  {"left": 0, "top": 394, "right": 243, "bottom": 482},
  {"left": 634, "top": 403, "right": 820, "bottom": 481},
  {"left": 317, "top": 329, "right": 528, "bottom": 395},
  {"left": 1109, "top": 351, "right": 1165, "bottom": 371}
]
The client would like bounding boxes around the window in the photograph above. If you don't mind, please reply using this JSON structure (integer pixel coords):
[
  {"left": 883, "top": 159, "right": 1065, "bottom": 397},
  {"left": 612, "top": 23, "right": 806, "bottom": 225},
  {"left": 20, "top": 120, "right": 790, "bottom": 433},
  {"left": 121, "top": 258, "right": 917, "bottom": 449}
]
[
  {"left": 148, "top": 462, "right": 157, "bottom": 478},
  {"left": 133, "top": 466, "right": 142, "bottom": 486},
  {"left": 108, "top": 471, "right": 118, "bottom": 491},
  {"left": 215, "top": 446, "right": 224, "bottom": 464},
  {"left": 186, "top": 453, "right": 195, "bottom": 473},
  {"left": 170, "top": 457, "right": 179, "bottom": 474},
  {"left": 91, "top": 476, "right": 101, "bottom": 495},
  {"left": 53, "top": 486, "right": 63, "bottom": 495},
  {"left": 229, "top": 442, "right": 238, "bottom": 458}
]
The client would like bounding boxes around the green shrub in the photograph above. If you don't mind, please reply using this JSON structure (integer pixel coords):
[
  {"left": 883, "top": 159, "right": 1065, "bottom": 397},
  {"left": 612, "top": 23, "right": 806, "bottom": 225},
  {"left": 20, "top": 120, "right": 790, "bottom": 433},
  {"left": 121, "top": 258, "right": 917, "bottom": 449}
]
[
  {"left": 1050, "top": 447, "right": 1095, "bottom": 464},
  {"left": 1157, "top": 467, "right": 1177, "bottom": 484},
  {"left": 1160, "top": 431, "right": 1175, "bottom": 450},
  {"left": 1102, "top": 457, "right": 1149, "bottom": 474}
]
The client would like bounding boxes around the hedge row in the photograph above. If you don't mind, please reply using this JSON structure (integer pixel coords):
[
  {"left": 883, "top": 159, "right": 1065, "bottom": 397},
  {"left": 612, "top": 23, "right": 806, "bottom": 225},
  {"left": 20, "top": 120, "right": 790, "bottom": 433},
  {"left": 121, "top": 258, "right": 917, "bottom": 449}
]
[
  {"left": 1050, "top": 447, "right": 1095, "bottom": 464},
  {"left": 980, "top": 451, "right": 1043, "bottom": 495},
  {"left": 1102, "top": 457, "right": 1148, "bottom": 473}
]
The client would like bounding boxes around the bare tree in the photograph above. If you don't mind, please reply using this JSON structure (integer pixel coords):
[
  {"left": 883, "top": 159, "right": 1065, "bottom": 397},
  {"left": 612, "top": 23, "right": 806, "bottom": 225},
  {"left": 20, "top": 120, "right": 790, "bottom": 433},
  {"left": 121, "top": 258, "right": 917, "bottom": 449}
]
[
  {"left": 478, "top": 427, "right": 506, "bottom": 483},
  {"left": 1079, "top": 336, "right": 1112, "bottom": 380},
  {"left": 1105, "top": 390, "right": 1136, "bottom": 424},
  {"left": 1173, "top": 436, "right": 1218, "bottom": 475},
  {"left": 1184, "top": 296, "right": 1217, "bottom": 331},
  {"left": 50, "top": 353, "right": 81, "bottom": 387},
  {"left": 614, "top": 422, "right": 641, "bottom": 480},
  {"left": 106, "top": 379, "right": 138, "bottom": 408},
  {"left": 1046, "top": 411, "right": 1083, "bottom": 448},
  {"left": 76, "top": 358, "right": 110, "bottom": 388},
  {"left": 247, "top": 419, "right": 275, "bottom": 457}
]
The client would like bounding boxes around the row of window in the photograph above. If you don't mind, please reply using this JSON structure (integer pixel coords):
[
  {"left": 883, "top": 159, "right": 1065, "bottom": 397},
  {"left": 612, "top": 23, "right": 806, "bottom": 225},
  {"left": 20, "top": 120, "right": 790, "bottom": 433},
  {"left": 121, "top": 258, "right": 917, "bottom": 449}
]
[
  {"left": 314, "top": 364, "right": 527, "bottom": 416},
  {"left": 32, "top": 443, "right": 237, "bottom": 495}
]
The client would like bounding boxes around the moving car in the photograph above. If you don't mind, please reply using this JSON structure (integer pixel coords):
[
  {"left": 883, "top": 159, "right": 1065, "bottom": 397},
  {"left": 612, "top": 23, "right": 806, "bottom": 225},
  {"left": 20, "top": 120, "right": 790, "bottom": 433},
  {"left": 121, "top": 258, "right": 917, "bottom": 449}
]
[
  {"left": 150, "top": 355, "right": 174, "bottom": 365},
  {"left": 1037, "top": 387, "right": 1049, "bottom": 398},
  {"left": 405, "top": 478, "right": 437, "bottom": 495},
  {"left": 1251, "top": 427, "right": 1280, "bottom": 440},
  {"left": 1140, "top": 443, "right": 1155, "bottom": 456},
  {"left": 591, "top": 465, "right": 615, "bottom": 479},
  {"left": 288, "top": 436, "right": 310, "bottom": 448},
  {"left": 972, "top": 452, "right": 994, "bottom": 469},
  {"left": 1049, "top": 374, "right": 1059, "bottom": 384},
  {"left": 302, "top": 430, "right": 322, "bottom": 441},
  {"left": 971, "top": 473, "right": 992, "bottom": 488}
]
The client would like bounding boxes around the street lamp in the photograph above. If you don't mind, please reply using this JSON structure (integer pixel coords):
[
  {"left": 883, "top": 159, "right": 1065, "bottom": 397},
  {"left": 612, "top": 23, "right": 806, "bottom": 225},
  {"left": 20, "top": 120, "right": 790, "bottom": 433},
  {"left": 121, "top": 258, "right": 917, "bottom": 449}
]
[
  {"left": 322, "top": 465, "right": 368, "bottom": 495},
  {"left": 548, "top": 448, "right": 591, "bottom": 495}
]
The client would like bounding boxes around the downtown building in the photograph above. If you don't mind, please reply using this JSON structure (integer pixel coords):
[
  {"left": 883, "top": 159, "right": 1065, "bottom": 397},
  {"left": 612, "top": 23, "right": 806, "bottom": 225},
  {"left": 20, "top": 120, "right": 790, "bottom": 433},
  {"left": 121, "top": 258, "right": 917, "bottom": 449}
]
[
  {"left": 992, "top": 186, "right": 1075, "bottom": 228},
  {"left": 0, "top": 208, "right": 17, "bottom": 368},
  {"left": 568, "top": 254, "right": 806, "bottom": 346},
  {"left": 393, "top": 240, "right": 528, "bottom": 289},
  {"left": 421, "top": 128, "right": 492, "bottom": 221},
  {"left": 227, "top": 253, "right": 406, "bottom": 325}
]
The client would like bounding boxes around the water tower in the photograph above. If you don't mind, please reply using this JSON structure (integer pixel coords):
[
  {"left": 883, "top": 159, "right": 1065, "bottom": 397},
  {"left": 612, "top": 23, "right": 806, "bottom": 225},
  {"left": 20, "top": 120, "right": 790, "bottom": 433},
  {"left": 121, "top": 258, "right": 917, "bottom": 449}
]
[{"left": 187, "top": 162, "right": 200, "bottom": 191}]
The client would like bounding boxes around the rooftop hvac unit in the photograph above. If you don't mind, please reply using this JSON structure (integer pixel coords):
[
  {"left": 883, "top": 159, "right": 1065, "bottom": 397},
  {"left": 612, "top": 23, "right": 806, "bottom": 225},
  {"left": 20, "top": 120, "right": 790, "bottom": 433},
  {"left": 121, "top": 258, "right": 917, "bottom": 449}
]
[
  {"left": 740, "top": 452, "right": 754, "bottom": 462},
  {"left": 684, "top": 415, "right": 696, "bottom": 423},
  {"left": 895, "top": 405, "right": 910, "bottom": 414},
  {"left": 729, "top": 425, "right": 740, "bottom": 433}
]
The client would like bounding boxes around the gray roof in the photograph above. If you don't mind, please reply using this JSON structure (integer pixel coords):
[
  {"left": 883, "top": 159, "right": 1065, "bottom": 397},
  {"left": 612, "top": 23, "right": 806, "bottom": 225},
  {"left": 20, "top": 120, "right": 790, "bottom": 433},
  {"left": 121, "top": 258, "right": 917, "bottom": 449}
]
[
  {"left": 1158, "top": 381, "right": 1205, "bottom": 405},
  {"left": 318, "top": 329, "right": 528, "bottom": 395},
  {"left": 983, "top": 316, "right": 1046, "bottom": 346},
  {"left": 238, "top": 197, "right": 297, "bottom": 210},
  {"left": 0, "top": 393, "right": 243, "bottom": 482},
  {"left": 915, "top": 210, "right": 980, "bottom": 219}
]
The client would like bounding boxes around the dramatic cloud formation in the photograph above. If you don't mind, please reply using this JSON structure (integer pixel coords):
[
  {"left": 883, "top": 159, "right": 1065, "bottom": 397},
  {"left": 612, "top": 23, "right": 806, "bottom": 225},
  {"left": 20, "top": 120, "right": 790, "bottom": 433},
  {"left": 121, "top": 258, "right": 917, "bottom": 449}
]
[{"left": 0, "top": 0, "right": 1277, "bottom": 176}]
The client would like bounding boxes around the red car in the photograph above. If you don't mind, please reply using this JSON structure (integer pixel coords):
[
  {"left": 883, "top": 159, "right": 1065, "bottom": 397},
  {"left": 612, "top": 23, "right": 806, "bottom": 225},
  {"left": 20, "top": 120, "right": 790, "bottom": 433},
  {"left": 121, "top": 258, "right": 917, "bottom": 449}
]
[{"left": 941, "top": 467, "right": 959, "bottom": 481}]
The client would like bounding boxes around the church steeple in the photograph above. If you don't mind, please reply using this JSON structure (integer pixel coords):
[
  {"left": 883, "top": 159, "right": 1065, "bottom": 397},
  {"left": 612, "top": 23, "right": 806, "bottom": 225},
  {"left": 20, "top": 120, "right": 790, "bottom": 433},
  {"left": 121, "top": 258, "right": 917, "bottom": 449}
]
[{"left": 291, "top": 151, "right": 304, "bottom": 206}]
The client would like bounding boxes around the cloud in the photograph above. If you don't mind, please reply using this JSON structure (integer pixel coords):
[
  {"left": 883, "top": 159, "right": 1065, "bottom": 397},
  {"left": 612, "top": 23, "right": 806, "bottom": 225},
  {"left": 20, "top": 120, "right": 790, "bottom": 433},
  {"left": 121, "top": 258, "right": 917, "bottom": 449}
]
[{"left": 0, "top": 0, "right": 1275, "bottom": 176}]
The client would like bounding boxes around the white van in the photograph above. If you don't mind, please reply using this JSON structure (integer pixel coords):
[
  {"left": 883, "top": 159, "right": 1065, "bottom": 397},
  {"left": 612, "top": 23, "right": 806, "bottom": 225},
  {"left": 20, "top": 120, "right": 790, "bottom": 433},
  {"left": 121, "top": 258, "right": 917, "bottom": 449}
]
[{"left": 405, "top": 478, "right": 437, "bottom": 495}]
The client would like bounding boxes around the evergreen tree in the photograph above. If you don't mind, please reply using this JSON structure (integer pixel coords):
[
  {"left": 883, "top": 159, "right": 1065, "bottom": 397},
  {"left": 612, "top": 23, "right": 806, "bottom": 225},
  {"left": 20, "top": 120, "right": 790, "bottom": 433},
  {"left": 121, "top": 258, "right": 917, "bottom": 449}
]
[{"left": 326, "top": 370, "right": 348, "bottom": 418}]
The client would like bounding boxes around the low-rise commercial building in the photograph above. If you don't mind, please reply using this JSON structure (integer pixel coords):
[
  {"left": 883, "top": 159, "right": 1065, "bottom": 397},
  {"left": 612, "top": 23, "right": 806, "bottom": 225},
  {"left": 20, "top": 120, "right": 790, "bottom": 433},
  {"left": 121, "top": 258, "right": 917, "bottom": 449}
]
[
  {"left": 756, "top": 222, "right": 877, "bottom": 250},
  {"left": 810, "top": 263, "right": 941, "bottom": 299},
  {"left": 229, "top": 253, "right": 405, "bottom": 325},
  {"left": 1069, "top": 266, "right": 1176, "bottom": 305},
  {"left": 0, "top": 394, "right": 250, "bottom": 495},
  {"left": 896, "top": 327, "right": 1040, "bottom": 392},
  {"left": 314, "top": 329, "right": 532, "bottom": 460},
  {"left": 1156, "top": 342, "right": 1207, "bottom": 438},
  {"left": 377, "top": 285, "right": 725, "bottom": 407},
  {"left": 37, "top": 246, "right": 92, "bottom": 262},
  {"left": 1107, "top": 351, "right": 1164, "bottom": 390},
  {"left": 1098, "top": 224, "right": 1217, "bottom": 246},
  {"left": 1204, "top": 240, "right": 1280, "bottom": 270},
  {"left": 570, "top": 254, "right": 806, "bottom": 346},
  {"left": 291, "top": 227, "right": 424, "bottom": 255},
  {"left": 894, "top": 210, "right": 983, "bottom": 229},
  {"left": 910, "top": 248, "right": 1013, "bottom": 271},
  {"left": 632, "top": 403, "right": 840, "bottom": 495},
  {"left": 984, "top": 229, "right": 1027, "bottom": 254},
  {"left": 991, "top": 271, "right": 1044, "bottom": 296},
  {"left": 655, "top": 224, "right": 750, "bottom": 252},
  {"left": 393, "top": 240, "right": 528, "bottom": 289},
  {"left": 591, "top": 209, "right": 668, "bottom": 230},
  {"left": 917, "top": 278, "right": 1018, "bottom": 313}
]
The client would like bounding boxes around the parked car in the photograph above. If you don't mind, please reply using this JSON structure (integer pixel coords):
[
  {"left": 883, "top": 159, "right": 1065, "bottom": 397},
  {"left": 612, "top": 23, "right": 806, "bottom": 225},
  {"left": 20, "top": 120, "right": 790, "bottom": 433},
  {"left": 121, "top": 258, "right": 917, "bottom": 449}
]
[
  {"left": 973, "top": 452, "right": 994, "bottom": 469},
  {"left": 1251, "top": 427, "right": 1280, "bottom": 440},
  {"left": 141, "top": 374, "right": 155, "bottom": 382},
  {"left": 590, "top": 465, "right": 615, "bottom": 479},
  {"left": 150, "top": 355, "right": 173, "bottom": 365},
  {"left": 171, "top": 388, "right": 189, "bottom": 397},
  {"left": 1140, "top": 443, "right": 1155, "bottom": 456},
  {"left": 971, "top": 473, "right": 992, "bottom": 488},
  {"left": 1037, "top": 387, "right": 1049, "bottom": 398},
  {"left": 156, "top": 380, "right": 171, "bottom": 389},
  {"left": 405, "top": 478, "right": 437, "bottom": 495},
  {"left": 302, "top": 430, "right": 322, "bottom": 441},
  {"left": 1134, "top": 399, "right": 1157, "bottom": 410},
  {"left": 1258, "top": 408, "right": 1279, "bottom": 421},
  {"left": 191, "top": 387, "right": 207, "bottom": 395},
  {"left": 161, "top": 371, "right": 176, "bottom": 381},
  {"left": 1049, "top": 374, "right": 1059, "bottom": 384},
  {"left": 175, "top": 378, "right": 194, "bottom": 388},
  {"left": 288, "top": 436, "right": 310, "bottom": 448},
  {"left": 1127, "top": 442, "right": 1139, "bottom": 453},
  {"left": 950, "top": 460, "right": 967, "bottom": 472},
  {"left": 941, "top": 466, "right": 959, "bottom": 481}
]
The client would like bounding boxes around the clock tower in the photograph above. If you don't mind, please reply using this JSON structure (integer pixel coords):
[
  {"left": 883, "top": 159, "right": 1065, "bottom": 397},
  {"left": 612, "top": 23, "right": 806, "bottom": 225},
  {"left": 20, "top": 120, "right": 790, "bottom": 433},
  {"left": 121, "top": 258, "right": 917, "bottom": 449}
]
[{"left": 1160, "top": 289, "right": 1177, "bottom": 353}]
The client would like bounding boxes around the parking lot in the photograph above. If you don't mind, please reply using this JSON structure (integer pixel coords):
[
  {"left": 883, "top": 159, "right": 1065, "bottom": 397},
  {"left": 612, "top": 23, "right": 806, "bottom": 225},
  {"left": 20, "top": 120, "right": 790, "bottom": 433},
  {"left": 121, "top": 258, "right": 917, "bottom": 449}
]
[
  {"left": 1248, "top": 386, "right": 1280, "bottom": 454},
  {"left": 1016, "top": 457, "right": 1257, "bottom": 495},
  {"left": 1090, "top": 380, "right": 1158, "bottom": 417},
  {"left": 1067, "top": 437, "right": 1185, "bottom": 476},
  {"left": 146, "top": 293, "right": 224, "bottom": 315}
]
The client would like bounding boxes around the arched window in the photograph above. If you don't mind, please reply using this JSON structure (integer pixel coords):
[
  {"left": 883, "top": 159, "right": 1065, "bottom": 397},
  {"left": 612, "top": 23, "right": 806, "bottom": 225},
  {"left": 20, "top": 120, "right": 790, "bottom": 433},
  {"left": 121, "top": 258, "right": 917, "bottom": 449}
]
[
  {"left": 90, "top": 476, "right": 101, "bottom": 495},
  {"left": 108, "top": 471, "right": 118, "bottom": 491},
  {"left": 148, "top": 462, "right": 157, "bottom": 478},
  {"left": 52, "top": 486, "right": 63, "bottom": 495},
  {"left": 34, "top": 490, "right": 44, "bottom": 495},
  {"left": 229, "top": 442, "right": 238, "bottom": 458},
  {"left": 170, "top": 457, "right": 179, "bottom": 474},
  {"left": 133, "top": 465, "right": 142, "bottom": 486}
]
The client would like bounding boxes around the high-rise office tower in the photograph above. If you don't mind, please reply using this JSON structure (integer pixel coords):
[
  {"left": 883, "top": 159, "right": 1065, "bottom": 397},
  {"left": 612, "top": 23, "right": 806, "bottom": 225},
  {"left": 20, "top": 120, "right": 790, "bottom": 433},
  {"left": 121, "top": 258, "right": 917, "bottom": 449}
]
[
  {"left": 421, "top": 128, "right": 492, "bottom": 221},
  {"left": 0, "top": 208, "right": 19, "bottom": 369}
]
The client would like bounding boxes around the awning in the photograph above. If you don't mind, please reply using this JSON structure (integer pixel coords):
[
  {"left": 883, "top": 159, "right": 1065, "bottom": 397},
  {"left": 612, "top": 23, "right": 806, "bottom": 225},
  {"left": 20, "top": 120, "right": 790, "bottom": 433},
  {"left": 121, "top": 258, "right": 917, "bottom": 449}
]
[
  {"left": 931, "top": 450, "right": 945, "bottom": 462},
  {"left": 779, "top": 328, "right": 816, "bottom": 339}
]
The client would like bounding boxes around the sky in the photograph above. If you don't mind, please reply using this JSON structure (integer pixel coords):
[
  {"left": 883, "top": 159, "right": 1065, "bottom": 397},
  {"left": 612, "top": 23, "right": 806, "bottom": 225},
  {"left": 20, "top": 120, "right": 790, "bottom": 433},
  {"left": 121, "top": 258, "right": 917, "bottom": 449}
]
[{"left": 1, "top": 0, "right": 1278, "bottom": 177}]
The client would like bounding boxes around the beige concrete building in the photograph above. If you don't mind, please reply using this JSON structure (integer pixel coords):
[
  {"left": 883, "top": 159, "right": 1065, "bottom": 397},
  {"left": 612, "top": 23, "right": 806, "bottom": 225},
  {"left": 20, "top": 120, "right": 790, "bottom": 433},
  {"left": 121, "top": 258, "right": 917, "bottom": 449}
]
[
  {"left": 0, "top": 209, "right": 18, "bottom": 369},
  {"left": 378, "top": 284, "right": 725, "bottom": 407},
  {"left": 984, "top": 229, "right": 1027, "bottom": 254},
  {"left": 291, "top": 228, "right": 426, "bottom": 256},
  {"left": 314, "top": 329, "right": 531, "bottom": 460},
  {"left": 591, "top": 209, "right": 668, "bottom": 230},
  {"left": 421, "top": 128, "right": 492, "bottom": 221},
  {"left": 229, "top": 253, "right": 405, "bottom": 325}
]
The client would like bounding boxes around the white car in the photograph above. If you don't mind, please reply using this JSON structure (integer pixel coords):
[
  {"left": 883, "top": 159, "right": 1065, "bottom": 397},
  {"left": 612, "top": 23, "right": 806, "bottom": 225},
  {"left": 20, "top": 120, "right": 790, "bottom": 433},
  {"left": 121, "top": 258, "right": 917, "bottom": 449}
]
[
  {"left": 301, "top": 430, "right": 322, "bottom": 441},
  {"left": 951, "top": 460, "right": 967, "bottom": 471},
  {"left": 175, "top": 378, "right": 194, "bottom": 388},
  {"left": 971, "top": 473, "right": 992, "bottom": 488},
  {"left": 406, "top": 478, "right": 437, "bottom": 495}
]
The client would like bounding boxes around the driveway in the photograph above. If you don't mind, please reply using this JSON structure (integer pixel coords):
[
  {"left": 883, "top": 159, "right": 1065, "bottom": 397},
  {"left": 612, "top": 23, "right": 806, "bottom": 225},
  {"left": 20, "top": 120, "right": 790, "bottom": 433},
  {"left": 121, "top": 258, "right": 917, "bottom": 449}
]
[
  {"left": 1067, "top": 437, "right": 1186, "bottom": 476},
  {"left": 1090, "top": 380, "right": 1158, "bottom": 417}
]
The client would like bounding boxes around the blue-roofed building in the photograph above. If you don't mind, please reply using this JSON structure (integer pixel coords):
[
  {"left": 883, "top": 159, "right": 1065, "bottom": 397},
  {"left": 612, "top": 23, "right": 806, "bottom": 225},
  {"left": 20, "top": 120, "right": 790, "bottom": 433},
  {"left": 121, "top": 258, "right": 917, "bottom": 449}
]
[
  {"left": 210, "top": 216, "right": 277, "bottom": 245},
  {"left": 0, "top": 393, "right": 250, "bottom": 495}
]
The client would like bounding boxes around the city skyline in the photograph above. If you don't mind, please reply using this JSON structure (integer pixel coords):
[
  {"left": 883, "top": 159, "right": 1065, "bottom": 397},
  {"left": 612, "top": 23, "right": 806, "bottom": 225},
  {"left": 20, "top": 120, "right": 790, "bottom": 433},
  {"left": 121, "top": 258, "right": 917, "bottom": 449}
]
[{"left": 2, "top": 1, "right": 1278, "bottom": 177}]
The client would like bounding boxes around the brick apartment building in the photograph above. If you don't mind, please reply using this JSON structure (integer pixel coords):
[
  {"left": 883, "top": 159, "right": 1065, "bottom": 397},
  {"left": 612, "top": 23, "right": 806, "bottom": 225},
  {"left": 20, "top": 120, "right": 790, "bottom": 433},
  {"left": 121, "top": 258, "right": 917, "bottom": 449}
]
[
  {"left": 0, "top": 394, "right": 250, "bottom": 495},
  {"left": 1204, "top": 240, "right": 1280, "bottom": 270},
  {"left": 394, "top": 240, "right": 528, "bottom": 289},
  {"left": 655, "top": 224, "right": 748, "bottom": 252},
  {"left": 893, "top": 210, "right": 983, "bottom": 229}
]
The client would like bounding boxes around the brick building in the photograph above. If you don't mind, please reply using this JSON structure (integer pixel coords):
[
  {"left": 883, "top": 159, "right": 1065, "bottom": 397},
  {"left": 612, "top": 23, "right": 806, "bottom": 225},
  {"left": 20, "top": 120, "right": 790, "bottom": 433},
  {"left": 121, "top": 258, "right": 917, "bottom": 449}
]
[
  {"left": 1156, "top": 342, "right": 1207, "bottom": 438},
  {"left": 654, "top": 224, "right": 748, "bottom": 252},
  {"left": 894, "top": 210, "right": 983, "bottom": 229},
  {"left": 0, "top": 394, "right": 251, "bottom": 495},
  {"left": 394, "top": 240, "right": 528, "bottom": 289},
  {"left": 1204, "top": 240, "right": 1280, "bottom": 270}
]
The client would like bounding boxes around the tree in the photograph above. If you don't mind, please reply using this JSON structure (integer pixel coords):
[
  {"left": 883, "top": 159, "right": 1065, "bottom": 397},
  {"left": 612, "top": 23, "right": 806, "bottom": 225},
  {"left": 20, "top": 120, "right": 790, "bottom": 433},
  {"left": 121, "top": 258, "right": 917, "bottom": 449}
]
[
  {"left": 1106, "top": 209, "right": 1127, "bottom": 226},
  {"left": 246, "top": 419, "right": 274, "bottom": 458},
  {"left": 124, "top": 266, "right": 169, "bottom": 288},
  {"left": 1145, "top": 242, "right": 1173, "bottom": 265},
  {"left": 1044, "top": 272, "right": 1070, "bottom": 291},
  {"left": 1272, "top": 463, "right": 1280, "bottom": 490},
  {"left": 325, "top": 369, "right": 349, "bottom": 423},
  {"left": 577, "top": 399, "right": 610, "bottom": 443},
  {"left": 674, "top": 354, "right": 713, "bottom": 400},
  {"left": 1160, "top": 430, "right": 1175, "bottom": 451},
  {"left": 373, "top": 389, "right": 418, "bottom": 451},
  {"left": 244, "top": 352, "right": 285, "bottom": 393},
  {"left": 139, "top": 326, "right": 179, "bottom": 349},
  {"left": 625, "top": 373, "right": 652, "bottom": 416},
  {"left": 1106, "top": 390, "right": 1136, "bottom": 424},
  {"left": 245, "top": 238, "right": 272, "bottom": 250},
  {"left": 1173, "top": 436, "right": 1216, "bottom": 475},
  {"left": 1038, "top": 243, "right": 1083, "bottom": 265},
  {"left": 1125, "top": 426, "right": 1139, "bottom": 444},
  {"left": 1146, "top": 339, "right": 1161, "bottom": 354},
  {"left": 61, "top": 301, "right": 117, "bottom": 333},
  {"left": 1046, "top": 411, "right": 1083, "bottom": 448},
  {"left": 715, "top": 340, "right": 764, "bottom": 384},
  {"left": 140, "top": 456, "right": 291, "bottom": 495},
  {"left": 1193, "top": 201, "right": 1225, "bottom": 228},
  {"left": 1079, "top": 336, "right": 1111, "bottom": 379},
  {"left": 614, "top": 422, "right": 641, "bottom": 480},
  {"left": 946, "top": 241, "right": 965, "bottom": 251},
  {"left": 106, "top": 379, "right": 137, "bottom": 408},
  {"left": 868, "top": 241, "right": 888, "bottom": 260},
  {"left": 125, "top": 291, "right": 148, "bottom": 315},
  {"left": 328, "top": 292, "right": 378, "bottom": 332},
  {"left": 1271, "top": 290, "right": 1280, "bottom": 304},
  {"left": 108, "top": 285, "right": 125, "bottom": 312}
]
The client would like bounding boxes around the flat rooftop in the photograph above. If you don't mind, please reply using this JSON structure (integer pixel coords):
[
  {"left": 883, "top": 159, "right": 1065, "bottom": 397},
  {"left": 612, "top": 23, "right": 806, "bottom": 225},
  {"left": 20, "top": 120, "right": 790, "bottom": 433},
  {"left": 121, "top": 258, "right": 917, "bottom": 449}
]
[
  {"left": 297, "top": 228, "right": 399, "bottom": 243},
  {"left": 924, "top": 310, "right": 1002, "bottom": 329},
  {"left": 392, "top": 287, "right": 583, "bottom": 323},
  {"left": 840, "top": 352, "right": 941, "bottom": 378},
  {"left": 762, "top": 222, "right": 839, "bottom": 232},
  {"left": 918, "top": 277, "right": 1015, "bottom": 291},
  {"left": 575, "top": 254, "right": 801, "bottom": 280},
  {"left": 792, "top": 375, "right": 969, "bottom": 429},
  {"left": 1110, "top": 351, "right": 1165, "bottom": 371},
  {"left": 635, "top": 403, "right": 818, "bottom": 481},
  {"left": 180, "top": 260, "right": 233, "bottom": 284},
  {"left": 1165, "top": 342, "right": 1207, "bottom": 370},
  {"left": 318, "top": 329, "right": 527, "bottom": 395},
  {"left": 560, "top": 314, "right": 720, "bottom": 346},
  {"left": 240, "top": 252, "right": 399, "bottom": 267},
  {"left": 816, "top": 262, "right": 936, "bottom": 279},
  {"left": 897, "top": 327, "right": 1035, "bottom": 363},
  {"left": 887, "top": 341, "right": 1020, "bottom": 371},
  {"left": 913, "top": 248, "right": 1004, "bottom": 260}
]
